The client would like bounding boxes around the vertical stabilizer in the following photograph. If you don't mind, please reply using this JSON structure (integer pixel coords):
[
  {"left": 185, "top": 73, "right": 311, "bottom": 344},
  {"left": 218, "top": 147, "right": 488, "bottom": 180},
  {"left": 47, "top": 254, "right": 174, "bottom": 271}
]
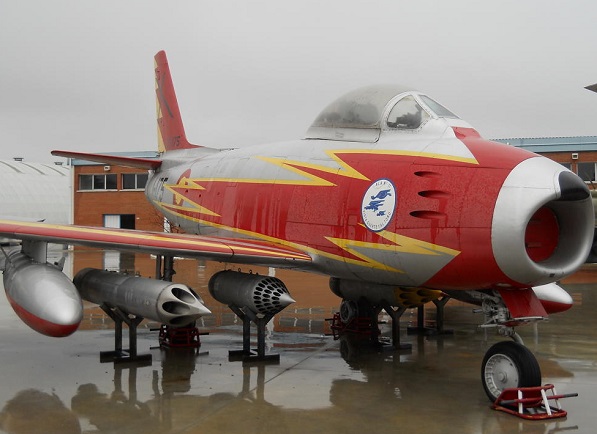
[{"left": 154, "top": 51, "right": 200, "bottom": 152}]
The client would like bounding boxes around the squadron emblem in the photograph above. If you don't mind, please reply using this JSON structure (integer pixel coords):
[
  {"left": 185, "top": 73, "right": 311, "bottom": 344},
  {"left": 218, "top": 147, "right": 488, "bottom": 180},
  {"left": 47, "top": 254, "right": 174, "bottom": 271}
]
[{"left": 361, "top": 179, "right": 396, "bottom": 232}]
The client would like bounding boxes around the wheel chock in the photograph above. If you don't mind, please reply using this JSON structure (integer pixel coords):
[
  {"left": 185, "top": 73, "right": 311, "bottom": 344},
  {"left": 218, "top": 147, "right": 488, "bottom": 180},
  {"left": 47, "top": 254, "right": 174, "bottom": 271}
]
[{"left": 492, "top": 384, "right": 577, "bottom": 420}]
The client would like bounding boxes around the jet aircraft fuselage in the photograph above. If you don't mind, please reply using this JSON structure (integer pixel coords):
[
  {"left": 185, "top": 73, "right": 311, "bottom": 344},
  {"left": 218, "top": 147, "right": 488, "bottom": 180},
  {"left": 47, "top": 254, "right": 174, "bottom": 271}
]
[{"left": 147, "top": 85, "right": 592, "bottom": 294}]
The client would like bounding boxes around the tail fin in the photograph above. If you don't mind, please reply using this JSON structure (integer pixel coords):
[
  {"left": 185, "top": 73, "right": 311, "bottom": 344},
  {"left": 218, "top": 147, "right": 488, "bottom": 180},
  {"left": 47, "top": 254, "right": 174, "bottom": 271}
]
[{"left": 154, "top": 51, "right": 200, "bottom": 152}]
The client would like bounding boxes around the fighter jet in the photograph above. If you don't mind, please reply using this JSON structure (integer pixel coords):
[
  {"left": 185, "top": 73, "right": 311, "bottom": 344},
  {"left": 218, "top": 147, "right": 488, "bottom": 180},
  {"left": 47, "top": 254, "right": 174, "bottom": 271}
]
[{"left": 0, "top": 51, "right": 593, "bottom": 403}]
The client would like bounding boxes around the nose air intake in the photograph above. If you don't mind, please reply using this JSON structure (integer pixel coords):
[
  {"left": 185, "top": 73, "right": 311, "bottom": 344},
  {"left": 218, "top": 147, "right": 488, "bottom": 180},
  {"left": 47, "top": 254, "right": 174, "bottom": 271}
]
[
  {"left": 523, "top": 171, "right": 590, "bottom": 263},
  {"left": 492, "top": 158, "right": 594, "bottom": 286}
]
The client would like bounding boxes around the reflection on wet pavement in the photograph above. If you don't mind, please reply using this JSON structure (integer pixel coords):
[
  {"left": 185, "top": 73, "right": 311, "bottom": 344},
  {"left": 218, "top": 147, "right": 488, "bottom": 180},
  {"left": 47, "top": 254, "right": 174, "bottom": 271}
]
[{"left": 0, "top": 251, "right": 595, "bottom": 433}]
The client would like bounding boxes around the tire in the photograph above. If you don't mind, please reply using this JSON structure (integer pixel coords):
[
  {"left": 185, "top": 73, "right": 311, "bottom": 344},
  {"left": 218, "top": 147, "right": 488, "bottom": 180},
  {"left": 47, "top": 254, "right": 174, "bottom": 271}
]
[
  {"left": 481, "top": 341, "right": 542, "bottom": 402},
  {"left": 339, "top": 299, "right": 374, "bottom": 324},
  {"left": 339, "top": 300, "right": 358, "bottom": 323}
]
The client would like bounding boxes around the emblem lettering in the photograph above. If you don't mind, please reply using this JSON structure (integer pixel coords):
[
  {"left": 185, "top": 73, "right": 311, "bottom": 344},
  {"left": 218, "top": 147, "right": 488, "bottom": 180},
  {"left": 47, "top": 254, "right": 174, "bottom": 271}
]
[{"left": 361, "top": 179, "right": 396, "bottom": 232}]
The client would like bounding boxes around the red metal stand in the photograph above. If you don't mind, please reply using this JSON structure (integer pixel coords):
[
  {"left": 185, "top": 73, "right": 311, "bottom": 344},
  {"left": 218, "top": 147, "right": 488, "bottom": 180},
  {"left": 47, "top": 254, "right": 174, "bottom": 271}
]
[
  {"left": 492, "top": 384, "right": 577, "bottom": 420},
  {"left": 328, "top": 312, "right": 376, "bottom": 340},
  {"left": 158, "top": 325, "right": 203, "bottom": 348}
]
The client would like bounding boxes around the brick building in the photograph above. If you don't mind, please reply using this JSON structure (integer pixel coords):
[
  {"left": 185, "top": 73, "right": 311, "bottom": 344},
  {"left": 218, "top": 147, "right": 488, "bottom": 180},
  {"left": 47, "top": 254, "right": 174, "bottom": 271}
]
[
  {"left": 70, "top": 151, "right": 162, "bottom": 272},
  {"left": 494, "top": 136, "right": 597, "bottom": 182},
  {"left": 71, "top": 151, "right": 162, "bottom": 231}
]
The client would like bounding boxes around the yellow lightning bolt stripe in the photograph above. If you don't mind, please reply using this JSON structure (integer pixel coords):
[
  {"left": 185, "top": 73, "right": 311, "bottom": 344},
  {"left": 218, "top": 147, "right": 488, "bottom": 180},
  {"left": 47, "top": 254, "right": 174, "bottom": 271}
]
[
  {"left": 256, "top": 151, "right": 371, "bottom": 186},
  {"left": 258, "top": 149, "right": 477, "bottom": 185},
  {"left": 154, "top": 202, "right": 457, "bottom": 272},
  {"left": 334, "top": 149, "right": 479, "bottom": 165},
  {"left": 325, "top": 229, "right": 460, "bottom": 273},
  {"left": 166, "top": 148, "right": 478, "bottom": 189},
  {"left": 159, "top": 201, "right": 220, "bottom": 218},
  {"left": 169, "top": 163, "right": 342, "bottom": 187},
  {"left": 325, "top": 236, "right": 404, "bottom": 273},
  {"left": 375, "top": 229, "right": 461, "bottom": 257},
  {"left": 156, "top": 148, "right": 472, "bottom": 260},
  {"left": 152, "top": 204, "right": 371, "bottom": 267},
  {"left": 163, "top": 178, "right": 220, "bottom": 217}
]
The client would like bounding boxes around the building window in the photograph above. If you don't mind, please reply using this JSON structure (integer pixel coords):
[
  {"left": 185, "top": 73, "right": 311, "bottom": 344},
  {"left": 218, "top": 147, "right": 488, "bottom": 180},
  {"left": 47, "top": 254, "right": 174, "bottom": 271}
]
[
  {"left": 577, "top": 162, "right": 596, "bottom": 182},
  {"left": 104, "top": 214, "right": 136, "bottom": 229},
  {"left": 103, "top": 251, "right": 135, "bottom": 272},
  {"left": 79, "top": 174, "right": 117, "bottom": 190},
  {"left": 122, "top": 173, "right": 148, "bottom": 190},
  {"left": 559, "top": 162, "right": 572, "bottom": 171}
]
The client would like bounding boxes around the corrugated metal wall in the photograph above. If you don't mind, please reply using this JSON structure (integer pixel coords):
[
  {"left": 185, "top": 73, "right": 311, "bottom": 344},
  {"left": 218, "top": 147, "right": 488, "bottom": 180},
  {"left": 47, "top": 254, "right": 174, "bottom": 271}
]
[{"left": 0, "top": 160, "right": 70, "bottom": 224}]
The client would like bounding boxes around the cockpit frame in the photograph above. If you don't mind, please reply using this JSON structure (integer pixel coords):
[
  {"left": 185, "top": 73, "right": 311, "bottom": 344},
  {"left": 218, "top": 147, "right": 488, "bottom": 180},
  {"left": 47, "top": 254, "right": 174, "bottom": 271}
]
[{"left": 304, "top": 85, "right": 462, "bottom": 143}]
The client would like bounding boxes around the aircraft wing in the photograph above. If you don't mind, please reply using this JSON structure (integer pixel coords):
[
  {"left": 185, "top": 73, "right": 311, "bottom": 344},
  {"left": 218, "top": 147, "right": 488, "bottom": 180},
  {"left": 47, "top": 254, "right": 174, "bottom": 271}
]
[{"left": 0, "top": 220, "right": 311, "bottom": 267}]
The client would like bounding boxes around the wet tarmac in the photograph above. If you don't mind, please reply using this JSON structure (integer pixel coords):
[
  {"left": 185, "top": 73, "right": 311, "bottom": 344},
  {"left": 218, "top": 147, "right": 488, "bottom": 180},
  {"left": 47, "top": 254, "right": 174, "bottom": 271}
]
[{"left": 0, "top": 249, "right": 597, "bottom": 433}]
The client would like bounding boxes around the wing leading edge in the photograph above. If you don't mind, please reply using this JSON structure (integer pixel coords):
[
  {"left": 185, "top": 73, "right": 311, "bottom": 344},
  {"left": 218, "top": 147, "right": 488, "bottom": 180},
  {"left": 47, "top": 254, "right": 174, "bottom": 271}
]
[{"left": 0, "top": 220, "right": 311, "bottom": 267}]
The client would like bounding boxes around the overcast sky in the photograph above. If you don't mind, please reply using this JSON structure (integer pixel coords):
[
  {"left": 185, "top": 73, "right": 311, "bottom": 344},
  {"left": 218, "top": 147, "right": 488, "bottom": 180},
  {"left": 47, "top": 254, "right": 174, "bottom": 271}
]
[{"left": 2, "top": 0, "right": 597, "bottom": 163}]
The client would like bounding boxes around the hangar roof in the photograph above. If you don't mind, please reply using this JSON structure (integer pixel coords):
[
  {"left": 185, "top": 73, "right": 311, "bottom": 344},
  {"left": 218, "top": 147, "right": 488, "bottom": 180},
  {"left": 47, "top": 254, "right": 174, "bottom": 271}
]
[
  {"left": 493, "top": 136, "right": 597, "bottom": 153},
  {"left": 0, "top": 160, "right": 69, "bottom": 176},
  {"left": 0, "top": 159, "right": 70, "bottom": 224}
]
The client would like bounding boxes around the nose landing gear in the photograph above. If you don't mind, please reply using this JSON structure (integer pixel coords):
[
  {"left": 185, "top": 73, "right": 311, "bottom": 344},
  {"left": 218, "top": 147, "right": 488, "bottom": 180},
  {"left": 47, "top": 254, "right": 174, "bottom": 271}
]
[
  {"left": 476, "top": 292, "right": 544, "bottom": 402},
  {"left": 481, "top": 340, "right": 541, "bottom": 402}
]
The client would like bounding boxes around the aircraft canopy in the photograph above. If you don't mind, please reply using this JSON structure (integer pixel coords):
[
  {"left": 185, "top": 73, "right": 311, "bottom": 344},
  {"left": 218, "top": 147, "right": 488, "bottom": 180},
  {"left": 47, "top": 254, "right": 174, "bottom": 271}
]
[{"left": 305, "top": 84, "right": 459, "bottom": 142}]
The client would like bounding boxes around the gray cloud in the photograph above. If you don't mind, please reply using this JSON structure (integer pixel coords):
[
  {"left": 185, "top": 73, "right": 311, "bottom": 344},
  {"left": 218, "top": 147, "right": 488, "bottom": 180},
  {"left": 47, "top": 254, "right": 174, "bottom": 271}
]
[{"left": 2, "top": 0, "right": 597, "bottom": 162}]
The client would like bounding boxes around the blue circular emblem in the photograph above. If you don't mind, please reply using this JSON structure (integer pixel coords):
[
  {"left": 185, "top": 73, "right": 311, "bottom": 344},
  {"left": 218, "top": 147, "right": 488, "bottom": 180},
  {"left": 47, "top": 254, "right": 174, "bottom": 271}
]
[{"left": 361, "top": 178, "right": 396, "bottom": 232}]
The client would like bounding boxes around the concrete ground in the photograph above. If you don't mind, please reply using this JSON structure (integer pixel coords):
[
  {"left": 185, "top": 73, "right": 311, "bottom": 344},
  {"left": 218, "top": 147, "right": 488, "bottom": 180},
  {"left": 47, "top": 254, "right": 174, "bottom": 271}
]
[{"left": 0, "top": 250, "right": 596, "bottom": 433}]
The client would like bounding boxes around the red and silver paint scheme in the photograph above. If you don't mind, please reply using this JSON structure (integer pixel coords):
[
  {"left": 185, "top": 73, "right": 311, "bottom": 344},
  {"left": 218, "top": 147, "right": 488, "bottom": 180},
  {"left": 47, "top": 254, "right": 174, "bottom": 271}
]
[
  {"left": 0, "top": 51, "right": 593, "bottom": 401},
  {"left": 1, "top": 244, "right": 82, "bottom": 337},
  {"left": 147, "top": 82, "right": 592, "bottom": 299}
]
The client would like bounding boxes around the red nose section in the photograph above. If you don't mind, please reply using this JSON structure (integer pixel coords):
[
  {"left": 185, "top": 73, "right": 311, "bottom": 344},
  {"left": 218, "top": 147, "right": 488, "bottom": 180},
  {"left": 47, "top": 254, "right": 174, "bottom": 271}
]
[{"left": 525, "top": 206, "right": 559, "bottom": 262}]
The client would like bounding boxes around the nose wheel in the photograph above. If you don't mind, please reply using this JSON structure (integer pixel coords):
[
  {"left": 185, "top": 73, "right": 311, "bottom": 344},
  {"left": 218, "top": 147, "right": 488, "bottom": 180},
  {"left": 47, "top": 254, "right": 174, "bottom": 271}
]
[{"left": 481, "top": 341, "right": 542, "bottom": 402}]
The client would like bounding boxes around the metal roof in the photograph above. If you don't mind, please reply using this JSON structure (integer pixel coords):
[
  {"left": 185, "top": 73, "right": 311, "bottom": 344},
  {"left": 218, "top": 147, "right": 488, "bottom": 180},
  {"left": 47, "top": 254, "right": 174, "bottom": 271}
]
[
  {"left": 0, "top": 159, "right": 71, "bottom": 224},
  {"left": 0, "top": 160, "right": 69, "bottom": 176},
  {"left": 492, "top": 136, "right": 597, "bottom": 153}
]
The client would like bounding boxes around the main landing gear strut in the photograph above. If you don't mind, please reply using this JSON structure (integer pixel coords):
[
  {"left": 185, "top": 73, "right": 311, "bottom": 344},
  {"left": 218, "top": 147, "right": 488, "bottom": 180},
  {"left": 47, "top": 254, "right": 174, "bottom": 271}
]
[
  {"left": 332, "top": 295, "right": 452, "bottom": 350},
  {"left": 331, "top": 299, "right": 412, "bottom": 350}
]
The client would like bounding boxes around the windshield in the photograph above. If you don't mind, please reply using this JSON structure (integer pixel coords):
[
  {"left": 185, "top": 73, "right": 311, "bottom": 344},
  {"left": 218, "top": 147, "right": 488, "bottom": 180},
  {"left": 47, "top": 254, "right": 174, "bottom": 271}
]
[
  {"left": 386, "top": 96, "right": 430, "bottom": 130},
  {"left": 419, "top": 95, "right": 459, "bottom": 118}
]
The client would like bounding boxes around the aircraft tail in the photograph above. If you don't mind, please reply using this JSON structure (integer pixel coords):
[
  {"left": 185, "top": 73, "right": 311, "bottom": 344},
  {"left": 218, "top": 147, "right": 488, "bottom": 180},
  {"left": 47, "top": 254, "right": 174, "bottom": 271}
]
[{"left": 154, "top": 50, "right": 201, "bottom": 152}]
